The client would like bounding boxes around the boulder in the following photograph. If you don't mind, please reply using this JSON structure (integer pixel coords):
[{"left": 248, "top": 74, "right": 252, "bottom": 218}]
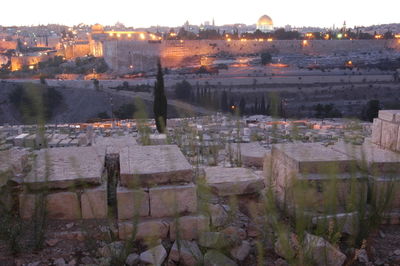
[
  {"left": 168, "top": 240, "right": 203, "bottom": 266},
  {"left": 199, "top": 232, "right": 237, "bottom": 249},
  {"left": 204, "top": 250, "right": 237, "bottom": 266},
  {"left": 125, "top": 253, "right": 139, "bottom": 266},
  {"left": 230, "top": 240, "right": 251, "bottom": 261},
  {"left": 119, "top": 219, "right": 169, "bottom": 240},
  {"left": 208, "top": 204, "right": 229, "bottom": 227},
  {"left": 170, "top": 215, "right": 210, "bottom": 240},
  {"left": 140, "top": 244, "right": 167, "bottom": 266}
]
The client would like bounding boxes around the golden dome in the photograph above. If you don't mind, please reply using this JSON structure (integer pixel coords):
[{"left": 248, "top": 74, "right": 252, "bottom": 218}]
[
  {"left": 91, "top": 24, "right": 104, "bottom": 33},
  {"left": 257, "top": 15, "right": 273, "bottom": 26}
]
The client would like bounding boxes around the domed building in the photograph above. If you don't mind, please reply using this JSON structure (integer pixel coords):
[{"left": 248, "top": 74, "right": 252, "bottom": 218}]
[
  {"left": 91, "top": 24, "right": 104, "bottom": 34},
  {"left": 257, "top": 15, "right": 274, "bottom": 32}
]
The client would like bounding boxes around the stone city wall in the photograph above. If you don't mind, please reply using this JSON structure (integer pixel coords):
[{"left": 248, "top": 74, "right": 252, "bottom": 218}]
[{"left": 102, "top": 39, "right": 400, "bottom": 72}]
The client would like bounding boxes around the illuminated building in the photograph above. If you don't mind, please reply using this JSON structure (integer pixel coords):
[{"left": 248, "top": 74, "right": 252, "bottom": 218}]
[{"left": 256, "top": 15, "right": 274, "bottom": 33}]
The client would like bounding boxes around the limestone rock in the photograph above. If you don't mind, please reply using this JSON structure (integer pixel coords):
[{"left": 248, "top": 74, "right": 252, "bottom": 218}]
[
  {"left": 304, "top": 233, "right": 346, "bottom": 266},
  {"left": 205, "top": 167, "right": 265, "bottom": 196},
  {"left": 208, "top": 204, "right": 229, "bottom": 227},
  {"left": 119, "top": 219, "right": 169, "bottom": 240},
  {"left": 149, "top": 184, "right": 197, "bottom": 218},
  {"left": 221, "top": 226, "right": 247, "bottom": 241},
  {"left": 230, "top": 240, "right": 251, "bottom": 261},
  {"left": 199, "top": 232, "right": 237, "bottom": 249},
  {"left": 117, "top": 187, "right": 149, "bottom": 220},
  {"left": 168, "top": 240, "right": 203, "bottom": 266},
  {"left": 81, "top": 186, "right": 108, "bottom": 219},
  {"left": 46, "top": 192, "right": 81, "bottom": 220},
  {"left": 170, "top": 215, "right": 210, "bottom": 240},
  {"left": 140, "top": 244, "right": 167, "bottom": 266},
  {"left": 125, "top": 253, "right": 139, "bottom": 266},
  {"left": 204, "top": 250, "right": 237, "bottom": 266}
]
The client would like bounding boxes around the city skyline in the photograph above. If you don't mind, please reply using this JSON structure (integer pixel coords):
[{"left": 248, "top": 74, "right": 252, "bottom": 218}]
[{"left": 1, "top": 0, "right": 399, "bottom": 29}]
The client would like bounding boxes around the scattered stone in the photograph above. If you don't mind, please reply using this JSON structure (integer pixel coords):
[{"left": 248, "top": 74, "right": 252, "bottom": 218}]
[
  {"left": 98, "top": 257, "right": 111, "bottom": 266},
  {"left": 204, "top": 167, "right": 265, "bottom": 196},
  {"left": 304, "top": 233, "right": 346, "bottom": 266},
  {"left": 221, "top": 226, "right": 247, "bottom": 241},
  {"left": 379, "top": 230, "right": 386, "bottom": 238},
  {"left": 125, "top": 253, "right": 139, "bottom": 266},
  {"left": 119, "top": 219, "right": 169, "bottom": 240},
  {"left": 81, "top": 256, "right": 94, "bottom": 264},
  {"left": 67, "top": 259, "right": 77, "bottom": 266},
  {"left": 27, "top": 262, "right": 40, "bottom": 266},
  {"left": 358, "top": 249, "right": 369, "bottom": 263},
  {"left": 169, "top": 215, "right": 210, "bottom": 240},
  {"left": 199, "top": 232, "right": 237, "bottom": 249},
  {"left": 274, "top": 258, "right": 289, "bottom": 266},
  {"left": 204, "top": 250, "right": 237, "bottom": 266},
  {"left": 394, "top": 249, "right": 400, "bottom": 256},
  {"left": 208, "top": 204, "right": 229, "bottom": 227},
  {"left": 45, "top": 239, "right": 60, "bottom": 247},
  {"left": 230, "top": 240, "right": 251, "bottom": 261},
  {"left": 53, "top": 258, "right": 66, "bottom": 266},
  {"left": 140, "top": 244, "right": 167, "bottom": 266},
  {"left": 98, "top": 245, "right": 111, "bottom": 257},
  {"left": 168, "top": 240, "right": 203, "bottom": 266},
  {"left": 108, "top": 241, "right": 125, "bottom": 257},
  {"left": 65, "top": 223, "right": 74, "bottom": 229}
]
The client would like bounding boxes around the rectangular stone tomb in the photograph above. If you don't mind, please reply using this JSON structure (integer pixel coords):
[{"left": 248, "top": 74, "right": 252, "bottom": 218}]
[
  {"left": 120, "top": 145, "right": 193, "bottom": 187},
  {"left": 331, "top": 140, "right": 400, "bottom": 174},
  {"left": 22, "top": 147, "right": 105, "bottom": 190},
  {"left": 204, "top": 167, "right": 265, "bottom": 196},
  {"left": 271, "top": 143, "right": 367, "bottom": 214},
  {"left": 231, "top": 142, "right": 269, "bottom": 168}
]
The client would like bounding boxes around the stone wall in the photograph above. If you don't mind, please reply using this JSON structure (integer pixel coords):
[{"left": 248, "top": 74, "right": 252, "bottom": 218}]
[{"left": 102, "top": 39, "right": 400, "bottom": 72}]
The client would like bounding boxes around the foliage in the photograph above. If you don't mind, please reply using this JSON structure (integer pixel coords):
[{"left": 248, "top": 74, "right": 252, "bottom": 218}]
[
  {"left": 174, "top": 80, "right": 193, "bottom": 101},
  {"left": 361, "top": 100, "right": 380, "bottom": 122},
  {"left": 261, "top": 52, "right": 272, "bottom": 65},
  {"left": 153, "top": 59, "right": 167, "bottom": 133},
  {"left": 113, "top": 104, "right": 137, "bottom": 119}
]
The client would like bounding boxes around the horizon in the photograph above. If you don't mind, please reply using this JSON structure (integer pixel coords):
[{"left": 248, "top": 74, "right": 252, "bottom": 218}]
[{"left": 1, "top": 0, "right": 399, "bottom": 29}]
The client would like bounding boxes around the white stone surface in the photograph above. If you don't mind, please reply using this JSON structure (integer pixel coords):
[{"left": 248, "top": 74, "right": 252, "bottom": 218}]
[
  {"left": 117, "top": 187, "right": 150, "bottom": 220},
  {"left": 140, "top": 245, "right": 167, "bottom": 266},
  {"left": 371, "top": 118, "right": 382, "bottom": 145},
  {"left": 381, "top": 121, "right": 399, "bottom": 151},
  {"left": 23, "top": 147, "right": 104, "bottom": 190},
  {"left": 46, "top": 192, "right": 81, "bottom": 220},
  {"left": 149, "top": 183, "right": 197, "bottom": 218},
  {"left": 81, "top": 186, "right": 108, "bottom": 219},
  {"left": 205, "top": 167, "right": 265, "bottom": 196},
  {"left": 168, "top": 240, "right": 203, "bottom": 266},
  {"left": 379, "top": 110, "right": 400, "bottom": 122},
  {"left": 120, "top": 145, "right": 193, "bottom": 187}
]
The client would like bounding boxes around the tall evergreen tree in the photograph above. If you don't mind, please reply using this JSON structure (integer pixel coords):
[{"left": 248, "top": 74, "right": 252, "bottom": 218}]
[
  {"left": 153, "top": 59, "right": 167, "bottom": 133},
  {"left": 221, "top": 90, "right": 228, "bottom": 112},
  {"left": 239, "top": 97, "right": 246, "bottom": 116},
  {"left": 254, "top": 97, "right": 259, "bottom": 114},
  {"left": 260, "top": 96, "right": 266, "bottom": 115}
]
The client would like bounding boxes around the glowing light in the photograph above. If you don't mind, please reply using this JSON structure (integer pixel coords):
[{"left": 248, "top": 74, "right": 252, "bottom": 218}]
[
  {"left": 170, "top": 32, "right": 177, "bottom": 37},
  {"left": 395, "top": 34, "right": 400, "bottom": 39},
  {"left": 267, "top": 38, "right": 273, "bottom": 42},
  {"left": 180, "top": 40, "right": 184, "bottom": 43},
  {"left": 140, "top": 33, "right": 145, "bottom": 40},
  {"left": 258, "top": 38, "right": 264, "bottom": 42},
  {"left": 128, "top": 33, "right": 132, "bottom": 38},
  {"left": 303, "top": 40, "right": 308, "bottom": 45},
  {"left": 240, "top": 38, "right": 247, "bottom": 42},
  {"left": 305, "top": 33, "right": 314, "bottom": 38},
  {"left": 109, "top": 33, "right": 114, "bottom": 37},
  {"left": 29, "top": 65, "right": 35, "bottom": 70},
  {"left": 324, "top": 34, "right": 330, "bottom": 40},
  {"left": 227, "top": 38, "right": 231, "bottom": 42},
  {"left": 337, "top": 33, "right": 343, "bottom": 39},
  {"left": 129, "top": 65, "right": 133, "bottom": 69},
  {"left": 117, "top": 33, "right": 121, "bottom": 38},
  {"left": 231, "top": 105, "right": 235, "bottom": 109},
  {"left": 374, "top": 34, "right": 383, "bottom": 39}
]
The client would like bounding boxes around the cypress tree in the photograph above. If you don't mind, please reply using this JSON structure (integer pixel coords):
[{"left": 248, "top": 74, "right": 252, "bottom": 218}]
[
  {"left": 153, "top": 59, "right": 167, "bottom": 133},
  {"left": 239, "top": 97, "right": 246, "bottom": 116},
  {"left": 260, "top": 95, "right": 266, "bottom": 115},
  {"left": 221, "top": 90, "right": 228, "bottom": 112}
]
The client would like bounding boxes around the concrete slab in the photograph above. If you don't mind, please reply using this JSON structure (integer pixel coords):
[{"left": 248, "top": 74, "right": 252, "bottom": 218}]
[
  {"left": 120, "top": 145, "right": 193, "bottom": 187},
  {"left": 23, "top": 147, "right": 105, "bottom": 190},
  {"left": 204, "top": 167, "right": 265, "bottom": 196},
  {"left": 149, "top": 183, "right": 197, "bottom": 218}
]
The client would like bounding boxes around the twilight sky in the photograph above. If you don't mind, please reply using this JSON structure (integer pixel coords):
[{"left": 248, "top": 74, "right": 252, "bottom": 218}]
[{"left": 1, "top": 0, "right": 399, "bottom": 28}]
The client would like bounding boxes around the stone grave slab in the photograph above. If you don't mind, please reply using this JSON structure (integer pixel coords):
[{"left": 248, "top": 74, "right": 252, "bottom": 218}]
[
  {"left": 22, "top": 147, "right": 105, "bottom": 190},
  {"left": 120, "top": 145, "right": 193, "bottom": 187},
  {"left": 204, "top": 167, "right": 265, "bottom": 196}
]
